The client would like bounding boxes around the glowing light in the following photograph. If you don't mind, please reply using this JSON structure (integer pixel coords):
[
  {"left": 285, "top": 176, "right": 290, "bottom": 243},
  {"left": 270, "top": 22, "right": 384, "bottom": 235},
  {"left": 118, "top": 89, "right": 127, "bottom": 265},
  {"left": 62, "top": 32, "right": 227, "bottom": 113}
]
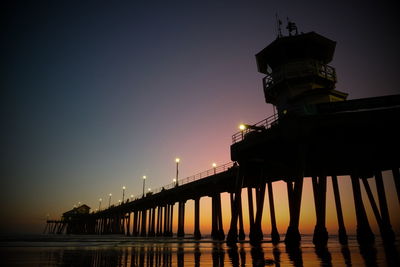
[
  {"left": 212, "top": 163, "right": 217, "bottom": 168},
  {"left": 143, "top": 175, "right": 146, "bottom": 179},
  {"left": 175, "top": 158, "right": 180, "bottom": 163},
  {"left": 239, "top": 124, "right": 246, "bottom": 130}
]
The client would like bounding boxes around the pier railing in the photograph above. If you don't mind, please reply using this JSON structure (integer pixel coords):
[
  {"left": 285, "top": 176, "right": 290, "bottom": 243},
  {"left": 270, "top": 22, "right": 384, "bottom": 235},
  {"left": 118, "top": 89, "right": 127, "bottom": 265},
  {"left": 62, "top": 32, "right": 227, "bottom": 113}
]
[
  {"left": 106, "top": 161, "right": 236, "bottom": 208},
  {"left": 150, "top": 161, "right": 235, "bottom": 195},
  {"left": 232, "top": 113, "right": 278, "bottom": 144}
]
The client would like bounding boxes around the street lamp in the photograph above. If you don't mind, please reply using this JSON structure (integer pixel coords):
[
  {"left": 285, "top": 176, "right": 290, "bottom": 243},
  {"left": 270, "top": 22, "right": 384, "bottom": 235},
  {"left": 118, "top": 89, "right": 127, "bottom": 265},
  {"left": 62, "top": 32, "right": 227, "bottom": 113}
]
[
  {"left": 99, "top": 198, "right": 102, "bottom": 210},
  {"left": 212, "top": 163, "right": 217, "bottom": 174},
  {"left": 122, "top": 186, "right": 126, "bottom": 202},
  {"left": 142, "top": 175, "right": 146, "bottom": 198},
  {"left": 108, "top": 193, "right": 112, "bottom": 208},
  {"left": 173, "top": 178, "right": 177, "bottom": 186},
  {"left": 175, "top": 158, "right": 180, "bottom": 186},
  {"left": 130, "top": 194, "right": 133, "bottom": 200}
]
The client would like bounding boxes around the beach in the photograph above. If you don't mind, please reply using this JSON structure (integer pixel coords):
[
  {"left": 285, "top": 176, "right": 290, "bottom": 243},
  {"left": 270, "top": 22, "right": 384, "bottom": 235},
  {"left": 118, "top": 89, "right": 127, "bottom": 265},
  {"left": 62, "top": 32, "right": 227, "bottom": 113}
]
[{"left": 1, "top": 234, "right": 399, "bottom": 266}]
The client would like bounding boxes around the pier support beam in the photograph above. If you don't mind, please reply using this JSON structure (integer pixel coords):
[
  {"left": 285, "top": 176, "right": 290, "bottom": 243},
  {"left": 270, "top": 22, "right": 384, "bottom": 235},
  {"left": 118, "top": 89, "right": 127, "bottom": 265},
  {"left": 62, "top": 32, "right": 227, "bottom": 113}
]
[
  {"left": 284, "top": 176, "right": 304, "bottom": 246},
  {"left": 132, "top": 211, "right": 138, "bottom": 236},
  {"left": 140, "top": 209, "right": 147, "bottom": 237},
  {"left": 227, "top": 169, "right": 244, "bottom": 245},
  {"left": 312, "top": 176, "right": 329, "bottom": 247},
  {"left": 392, "top": 168, "right": 400, "bottom": 205},
  {"left": 177, "top": 201, "right": 186, "bottom": 237},
  {"left": 247, "top": 187, "right": 255, "bottom": 241},
  {"left": 163, "top": 205, "right": 169, "bottom": 237},
  {"left": 331, "top": 175, "right": 348, "bottom": 244},
  {"left": 268, "top": 181, "right": 280, "bottom": 244},
  {"left": 156, "top": 206, "right": 163, "bottom": 236},
  {"left": 211, "top": 194, "right": 225, "bottom": 240},
  {"left": 169, "top": 204, "right": 174, "bottom": 236},
  {"left": 126, "top": 212, "right": 131, "bottom": 236},
  {"left": 227, "top": 192, "right": 239, "bottom": 245},
  {"left": 148, "top": 207, "right": 156, "bottom": 237},
  {"left": 350, "top": 174, "right": 374, "bottom": 244},
  {"left": 238, "top": 192, "right": 245, "bottom": 241},
  {"left": 248, "top": 184, "right": 266, "bottom": 245},
  {"left": 164, "top": 204, "right": 174, "bottom": 237},
  {"left": 194, "top": 198, "right": 202, "bottom": 239},
  {"left": 362, "top": 171, "right": 395, "bottom": 243}
]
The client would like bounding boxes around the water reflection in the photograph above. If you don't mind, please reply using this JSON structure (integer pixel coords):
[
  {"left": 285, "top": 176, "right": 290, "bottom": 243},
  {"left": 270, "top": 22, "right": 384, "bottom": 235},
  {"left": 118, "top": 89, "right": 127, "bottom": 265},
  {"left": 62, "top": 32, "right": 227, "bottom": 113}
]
[
  {"left": 212, "top": 243, "right": 225, "bottom": 266},
  {"left": 285, "top": 245, "right": 303, "bottom": 267},
  {"left": 272, "top": 246, "right": 281, "bottom": 267},
  {"left": 383, "top": 242, "right": 400, "bottom": 267},
  {"left": 359, "top": 243, "right": 378, "bottom": 267},
  {"left": 340, "top": 245, "right": 352, "bottom": 267},
  {"left": 314, "top": 246, "right": 332, "bottom": 267},
  {"left": 25, "top": 238, "right": 399, "bottom": 267},
  {"left": 227, "top": 245, "right": 246, "bottom": 267}
]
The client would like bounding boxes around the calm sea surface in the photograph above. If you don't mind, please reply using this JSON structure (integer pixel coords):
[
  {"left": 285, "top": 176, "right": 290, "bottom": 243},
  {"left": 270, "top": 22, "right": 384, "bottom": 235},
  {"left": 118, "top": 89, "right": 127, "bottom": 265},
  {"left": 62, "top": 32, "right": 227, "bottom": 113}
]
[{"left": 1, "top": 234, "right": 399, "bottom": 266}]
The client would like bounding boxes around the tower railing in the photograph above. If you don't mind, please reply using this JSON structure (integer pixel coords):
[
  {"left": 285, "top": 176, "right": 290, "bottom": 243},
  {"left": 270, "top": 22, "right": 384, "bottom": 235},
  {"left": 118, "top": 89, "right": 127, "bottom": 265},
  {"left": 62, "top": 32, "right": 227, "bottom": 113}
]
[
  {"left": 232, "top": 113, "right": 279, "bottom": 144},
  {"left": 263, "top": 60, "right": 337, "bottom": 91}
]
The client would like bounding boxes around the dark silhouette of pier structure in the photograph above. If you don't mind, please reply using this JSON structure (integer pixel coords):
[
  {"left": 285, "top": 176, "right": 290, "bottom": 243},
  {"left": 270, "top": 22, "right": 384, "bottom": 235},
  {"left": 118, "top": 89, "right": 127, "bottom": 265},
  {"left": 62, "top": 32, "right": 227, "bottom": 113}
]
[{"left": 46, "top": 24, "right": 400, "bottom": 247}]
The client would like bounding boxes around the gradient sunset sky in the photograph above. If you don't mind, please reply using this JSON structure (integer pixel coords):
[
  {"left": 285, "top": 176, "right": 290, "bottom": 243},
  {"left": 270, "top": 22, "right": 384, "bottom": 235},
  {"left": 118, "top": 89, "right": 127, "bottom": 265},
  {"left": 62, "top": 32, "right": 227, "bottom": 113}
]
[{"left": 2, "top": 0, "right": 399, "bottom": 235}]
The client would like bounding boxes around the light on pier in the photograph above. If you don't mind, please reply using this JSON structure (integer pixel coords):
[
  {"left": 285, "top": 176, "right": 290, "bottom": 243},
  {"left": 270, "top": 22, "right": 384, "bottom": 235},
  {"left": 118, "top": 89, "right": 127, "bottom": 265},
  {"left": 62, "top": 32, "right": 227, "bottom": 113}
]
[
  {"left": 142, "top": 176, "right": 146, "bottom": 198},
  {"left": 175, "top": 158, "right": 180, "bottom": 186}
]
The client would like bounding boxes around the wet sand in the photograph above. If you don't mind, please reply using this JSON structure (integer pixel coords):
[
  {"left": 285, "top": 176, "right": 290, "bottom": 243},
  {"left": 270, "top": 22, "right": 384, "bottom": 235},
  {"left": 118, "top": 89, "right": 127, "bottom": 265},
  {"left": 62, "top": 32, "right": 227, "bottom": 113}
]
[{"left": 1, "top": 234, "right": 399, "bottom": 266}]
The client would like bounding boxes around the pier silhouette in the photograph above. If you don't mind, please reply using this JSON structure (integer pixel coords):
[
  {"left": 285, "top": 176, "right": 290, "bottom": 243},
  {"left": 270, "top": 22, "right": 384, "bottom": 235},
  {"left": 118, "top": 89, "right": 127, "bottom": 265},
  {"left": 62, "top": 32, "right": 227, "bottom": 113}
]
[{"left": 45, "top": 22, "right": 400, "bottom": 249}]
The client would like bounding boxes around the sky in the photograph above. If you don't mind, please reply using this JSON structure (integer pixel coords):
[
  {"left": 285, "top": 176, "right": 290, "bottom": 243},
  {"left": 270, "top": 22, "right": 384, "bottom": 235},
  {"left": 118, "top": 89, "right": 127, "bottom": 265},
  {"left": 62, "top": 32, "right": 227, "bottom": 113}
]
[{"left": 1, "top": 0, "right": 399, "bottom": 235}]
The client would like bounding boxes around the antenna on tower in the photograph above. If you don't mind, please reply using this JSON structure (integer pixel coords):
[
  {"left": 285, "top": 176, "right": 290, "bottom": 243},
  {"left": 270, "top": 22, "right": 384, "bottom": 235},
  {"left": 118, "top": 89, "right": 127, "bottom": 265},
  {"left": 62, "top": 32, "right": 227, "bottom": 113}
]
[
  {"left": 275, "top": 13, "right": 283, "bottom": 38},
  {"left": 286, "top": 17, "right": 298, "bottom": 36}
]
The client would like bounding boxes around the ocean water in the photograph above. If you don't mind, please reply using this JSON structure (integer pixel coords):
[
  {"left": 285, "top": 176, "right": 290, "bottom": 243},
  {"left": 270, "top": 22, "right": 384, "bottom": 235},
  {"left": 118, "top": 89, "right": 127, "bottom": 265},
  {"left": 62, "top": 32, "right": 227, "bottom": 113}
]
[{"left": 1, "top": 234, "right": 399, "bottom": 266}]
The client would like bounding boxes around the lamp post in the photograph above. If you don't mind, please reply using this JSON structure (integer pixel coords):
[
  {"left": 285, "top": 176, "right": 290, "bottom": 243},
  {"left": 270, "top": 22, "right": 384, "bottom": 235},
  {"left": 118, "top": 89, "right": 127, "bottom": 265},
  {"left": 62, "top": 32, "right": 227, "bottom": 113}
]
[
  {"left": 175, "top": 158, "right": 180, "bottom": 186},
  {"left": 122, "top": 186, "right": 126, "bottom": 202},
  {"left": 99, "top": 198, "right": 102, "bottom": 210},
  {"left": 142, "top": 176, "right": 146, "bottom": 198},
  {"left": 173, "top": 178, "right": 177, "bottom": 186},
  {"left": 108, "top": 193, "right": 112, "bottom": 208},
  {"left": 212, "top": 163, "right": 217, "bottom": 174}
]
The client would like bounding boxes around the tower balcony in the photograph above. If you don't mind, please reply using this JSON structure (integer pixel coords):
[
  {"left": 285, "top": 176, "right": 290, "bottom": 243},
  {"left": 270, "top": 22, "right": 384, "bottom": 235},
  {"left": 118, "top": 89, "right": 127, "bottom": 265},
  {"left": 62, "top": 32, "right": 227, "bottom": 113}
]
[{"left": 263, "top": 60, "right": 337, "bottom": 103}]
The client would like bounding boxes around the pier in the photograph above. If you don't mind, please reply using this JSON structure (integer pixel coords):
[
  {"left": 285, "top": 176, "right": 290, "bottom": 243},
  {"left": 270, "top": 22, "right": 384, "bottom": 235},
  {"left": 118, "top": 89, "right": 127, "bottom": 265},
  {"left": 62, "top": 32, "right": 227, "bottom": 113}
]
[{"left": 45, "top": 23, "right": 400, "bottom": 248}]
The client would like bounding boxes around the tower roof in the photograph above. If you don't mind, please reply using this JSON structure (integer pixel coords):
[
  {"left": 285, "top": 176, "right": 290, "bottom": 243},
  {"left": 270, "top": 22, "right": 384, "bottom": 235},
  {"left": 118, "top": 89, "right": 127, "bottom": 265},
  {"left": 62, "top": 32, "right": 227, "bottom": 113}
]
[{"left": 256, "top": 32, "right": 336, "bottom": 74}]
